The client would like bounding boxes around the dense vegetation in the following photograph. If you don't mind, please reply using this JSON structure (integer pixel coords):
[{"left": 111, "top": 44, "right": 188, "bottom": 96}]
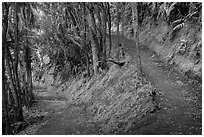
[{"left": 2, "top": 2, "right": 202, "bottom": 134}]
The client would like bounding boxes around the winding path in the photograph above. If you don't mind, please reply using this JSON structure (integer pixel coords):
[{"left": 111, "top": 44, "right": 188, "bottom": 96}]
[
  {"left": 121, "top": 36, "right": 202, "bottom": 134},
  {"left": 32, "top": 36, "right": 201, "bottom": 135}
]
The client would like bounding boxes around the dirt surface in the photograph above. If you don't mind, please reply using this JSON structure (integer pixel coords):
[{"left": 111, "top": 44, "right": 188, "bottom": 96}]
[
  {"left": 122, "top": 37, "right": 202, "bottom": 135},
  {"left": 130, "top": 48, "right": 201, "bottom": 134},
  {"left": 25, "top": 86, "right": 101, "bottom": 135},
  {"left": 25, "top": 36, "right": 201, "bottom": 135}
]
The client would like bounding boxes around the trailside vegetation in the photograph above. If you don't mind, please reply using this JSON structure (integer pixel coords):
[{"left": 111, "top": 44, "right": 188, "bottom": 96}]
[{"left": 2, "top": 2, "right": 201, "bottom": 134}]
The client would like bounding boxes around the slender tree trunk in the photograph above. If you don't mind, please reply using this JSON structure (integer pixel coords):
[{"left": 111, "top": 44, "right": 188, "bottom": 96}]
[
  {"left": 85, "top": 47, "right": 90, "bottom": 76},
  {"left": 132, "top": 2, "right": 142, "bottom": 76},
  {"left": 6, "top": 41, "right": 21, "bottom": 120},
  {"left": 96, "top": 5, "right": 103, "bottom": 62},
  {"left": 2, "top": 3, "right": 10, "bottom": 134},
  {"left": 83, "top": 3, "right": 90, "bottom": 76},
  {"left": 102, "top": 15, "right": 107, "bottom": 69},
  {"left": 101, "top": 3, "right": 108, "bottom": 69},
  {"left": 116, "top": 3, "right": 120, "bottom": 61},
  {"left": 25, "top": 45, "right": 34, "bottom": 107},
  {"left": 14, "top": 3, "right": 24, "bottom": 121},
  {"left": 24, "top": 16, "right": 34, "bottom": 107},
  {"left": 3, "top": 48, "right": 10, "bottom": 135},
  {"left": 90, "top": 38, "right": 98, "bottom": 75},
  {"left": 107, "top": 2, "right": 112, "bottom": 57},
  {"left": 87, "top": 5, "right": 100, "bottom": 75},
  {"left": 6, "top": 46, "right": 19, "bottom": 112}
]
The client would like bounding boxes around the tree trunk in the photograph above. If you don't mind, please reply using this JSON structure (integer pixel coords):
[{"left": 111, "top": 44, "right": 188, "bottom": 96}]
[
  {"left": 90, "top": 39, "right": 98, "bottom": 75},
  {"left": 14, "top": 3, "right": 24, "bottom": 121},
  {"left": 96, "top": 5, "right": 103, "bottom": 62},
  {"left": 87, "top": 4, "right": 100, "bottom": 75},
  {"left": 116, "top": 3, "right": 120, "bottom": 61},
  {"left": 2, "top": 49, "right": 10, "bottom": 135},
  {"left": 25, "top": 15, "right": 34, "bottom": 107},
  {"left": 107, "top": 2, "right": 112, "bottom": 57},
  {"left": 132, "top": 2, "right": 143, "bottom": 76},
  {"left": 2, "top": 3, "right": 10, "bottom": 134},
  {"left": 5, "top": 41, "right": 21, "bottom": 123},
  {"left": 6, "top": 46, "right": 19, "bottom": 113},
  {"left": 101, "top": 3, "right": 108, "bottom": 69},
  {"left": 25, "top": 45, "right": 34, "bottom": 107},
  {"left": 83, "top": 3, "right": 90, "bottom": 76}
]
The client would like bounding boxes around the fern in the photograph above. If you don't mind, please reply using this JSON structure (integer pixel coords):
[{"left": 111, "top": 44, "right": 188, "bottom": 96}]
[
  {"left": 186, "top": 11, "right": 198, "bottom": 19},
  {"left": 172, "top": 18, "right": 183, "bottom": 25},
  {"left": 171, "top": 3, "right": 200, "bottom": 38},
  {"left": 172, "top": 9, "right": 199, "bottom": 33},
  {"left": 170, "top": 21, "right": 184, "bottom": 41},
  {"left": 157, "top": 2, "right": 177, "bottom": 21},
  {"left": 173, "top": 22, "right": 184, "bottom": 31}
]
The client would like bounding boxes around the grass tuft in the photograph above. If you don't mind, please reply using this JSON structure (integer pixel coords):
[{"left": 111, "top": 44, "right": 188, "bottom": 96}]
[{"left": 61, "top": 64, "right": 156, "bottom": 134}]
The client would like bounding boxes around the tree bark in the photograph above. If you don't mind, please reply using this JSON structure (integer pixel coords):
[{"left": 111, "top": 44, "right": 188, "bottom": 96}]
[
  {"left": 96, "top": 5, "right": 103, "bottom": 61},
  {"left": 2, "top": 3, "right": 10, "bottom": 134},
  {"left": 107, "top": 2, "right": 112, "bottom": 57},
  {"left": 14, "top": 3, "right": 24, "bottom": 121},
  {"left": 6, "top": 46, "right": 19, "bottom": 113},
  {"left": 90, "top": 39, "right": 99, "bottom": 75},
  {"left": 101, "top": 3, "right": 108, "bottom": 69},
  {"left": 83, "top": 3, "right": 90, "bottom": 76},
  {"left": 5, "top": 39, "right": 21, "bottom": 120},
  {"left": 116, "top": 3, "right": 120, "bottom": 61},
  {"left": 25, "top": 45, "right": 34, "bottom": 107},
  {"left": 132, "top": 2, "right": 143, "bottom": 76},
  {"left": 24, "top": 9, "right": 34, "bottom": 107},
  {"left": 87, "top": 4, "right": 100, "bottom": 75},
  {"left": 2, "top": 48, "right": 10, "bottom": 135}
]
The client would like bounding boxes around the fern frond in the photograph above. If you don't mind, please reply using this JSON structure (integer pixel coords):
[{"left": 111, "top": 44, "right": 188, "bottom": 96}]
[
  {"left": 186, "top": 11, "right": 198, "bottom": 19},
  {"left": 172, "top": 19, "right": 183, "bottom": 25},
  {"left": 173, "top": 22, "right": 184, "bottom": 31}
]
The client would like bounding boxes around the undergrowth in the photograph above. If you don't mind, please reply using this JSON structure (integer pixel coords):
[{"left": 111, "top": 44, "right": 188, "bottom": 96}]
[
  {"left": 61, "top": 64, "right": 157, "bottom": 134},
  {"left": 139, "top": 21, "right": 202, "bottom": 84}
]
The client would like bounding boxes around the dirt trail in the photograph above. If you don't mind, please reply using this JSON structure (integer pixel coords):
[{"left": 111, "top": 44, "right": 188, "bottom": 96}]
[
  {"left": 30, "top": 36, "right": 201, "bottom": 135},
  {"left": 36, "top": 105, "right": 101, "bottom": 135},
  {"left": 121, "top": 37, "right": 202, "bottom": 135},
  {"left": 31, "top": 87, "right": 101, "bottom": 135}
]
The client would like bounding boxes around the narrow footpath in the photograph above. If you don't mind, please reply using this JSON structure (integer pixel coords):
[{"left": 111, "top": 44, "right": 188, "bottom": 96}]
[
  {"left": 122, "top": 37, "right": 202, "bottom": 134},
  {"left": 26, "top": 36, "right": 201, "bottom": 135}
]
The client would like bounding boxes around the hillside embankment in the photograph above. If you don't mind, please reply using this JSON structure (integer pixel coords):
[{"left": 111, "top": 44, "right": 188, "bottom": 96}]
[
  {"left": 21, "top": 32, "right": 202, "bottom": 135},
  {"left": 138, "top": 22, "right": 202, "bottom": 85}
]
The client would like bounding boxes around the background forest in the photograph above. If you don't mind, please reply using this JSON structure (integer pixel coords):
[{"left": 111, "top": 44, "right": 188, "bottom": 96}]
[{"left": 2, "top": 2, "right": 202, "bottom": 135}]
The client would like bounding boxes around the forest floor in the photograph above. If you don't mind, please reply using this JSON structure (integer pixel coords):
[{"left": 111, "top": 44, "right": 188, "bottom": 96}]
[{"left": 19, "top": 37, "right": 202, "bottom": 135}]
